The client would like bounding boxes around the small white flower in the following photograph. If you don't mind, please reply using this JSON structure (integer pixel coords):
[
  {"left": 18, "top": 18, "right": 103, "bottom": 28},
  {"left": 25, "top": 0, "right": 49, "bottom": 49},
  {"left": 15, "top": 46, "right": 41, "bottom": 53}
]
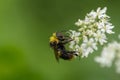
[
  {"left": 68, "top": 30, "right": 81, "bottom": 49},
  {"left": 69, "top": 41, "right": 75, "bottom": 49},
  {"left": 81, "top": 38, "right": 97, "bottom": 57},
  {"left": 97, "top": 21, "right": 105, "bottom": 30},
  {"left": 69, "top": 30, "right": 80, "bottom": 43},
  {"left": 86, "top": 10, "right": 97, "bottom": 19},
  {"left": 75, "top": 19, "right": 84, "bottom": 26},
  {"left": 96, "top": 7, "right": 108, "bottom": 19},
  {"left": 81, "top": 48, "right": 91, "bottom": 58},
  {"left": 105, "top": 23, "right": 114, "bottom": 34},
  {"left": 93, "top": 30, "right": 107, "bottom": 45},
  {"left": 86, "top": 30, "right": 94, "bottom": 36},
  {"left": 97, "top": 21, "right": 114, "bottom": 34},
  {"left": 69, "top": 30, "right": 80, "bottom": 42},
  {"left": 74, "top": 45, "right": 81, "bottom": 55}
]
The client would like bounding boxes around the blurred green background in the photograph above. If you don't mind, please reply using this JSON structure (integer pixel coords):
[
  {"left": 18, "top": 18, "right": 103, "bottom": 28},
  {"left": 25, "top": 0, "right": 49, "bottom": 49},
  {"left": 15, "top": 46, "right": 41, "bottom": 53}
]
[{"left": 0, "top": 0, "right": 120, "bottom": 80}]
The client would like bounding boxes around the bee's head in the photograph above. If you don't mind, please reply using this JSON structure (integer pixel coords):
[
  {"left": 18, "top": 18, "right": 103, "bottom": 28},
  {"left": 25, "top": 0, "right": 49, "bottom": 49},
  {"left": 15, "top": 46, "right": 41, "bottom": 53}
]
[{"left": 49, "top": 32, "right": 59, "bottom": 44}]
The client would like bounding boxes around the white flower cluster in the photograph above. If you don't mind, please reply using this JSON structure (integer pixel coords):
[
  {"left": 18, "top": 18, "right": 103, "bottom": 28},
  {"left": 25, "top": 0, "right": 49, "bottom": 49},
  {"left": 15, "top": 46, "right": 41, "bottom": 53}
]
[
  {"left": 95, "top": 39, "right": 120, "bottom": 74},
  {"left": 68, "top": 7, "right": 114, "bottom": 58}
]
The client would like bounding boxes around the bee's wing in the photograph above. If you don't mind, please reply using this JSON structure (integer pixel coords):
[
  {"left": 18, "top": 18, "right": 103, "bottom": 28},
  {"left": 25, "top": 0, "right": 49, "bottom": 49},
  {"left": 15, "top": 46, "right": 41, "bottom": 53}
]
[{"left": 53, "top": 49, "right": 59, "bottom": 62}]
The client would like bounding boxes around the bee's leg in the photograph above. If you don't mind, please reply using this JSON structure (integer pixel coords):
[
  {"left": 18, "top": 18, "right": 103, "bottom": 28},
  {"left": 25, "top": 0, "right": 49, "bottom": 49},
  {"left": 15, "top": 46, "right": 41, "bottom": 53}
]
[
  {"left": 61, "top": 38, "right": 73, "bottom": 44},
  {"left": 66, "top": 51, "right": 79, "bottom": 56}
]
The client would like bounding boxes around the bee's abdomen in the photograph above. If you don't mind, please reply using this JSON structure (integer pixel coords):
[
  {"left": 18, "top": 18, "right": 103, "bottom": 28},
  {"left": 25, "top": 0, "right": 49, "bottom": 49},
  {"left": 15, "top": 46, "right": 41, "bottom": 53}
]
[{"left": 60, "top": 52, "right": 74, "bottom": 60}]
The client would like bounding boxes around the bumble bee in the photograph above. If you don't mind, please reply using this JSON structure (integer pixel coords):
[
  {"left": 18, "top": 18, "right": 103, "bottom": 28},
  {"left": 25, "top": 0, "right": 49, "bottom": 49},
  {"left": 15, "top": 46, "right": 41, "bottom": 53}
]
[{"left": 49, "top": 32, "right": 78, "bottom": 62}]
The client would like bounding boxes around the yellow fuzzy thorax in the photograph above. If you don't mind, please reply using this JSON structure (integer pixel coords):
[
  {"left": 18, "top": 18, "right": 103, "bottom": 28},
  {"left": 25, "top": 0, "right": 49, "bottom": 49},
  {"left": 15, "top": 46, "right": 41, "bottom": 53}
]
[{"left": 50, "top": 33, "right": 59, "bottom": 43}]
